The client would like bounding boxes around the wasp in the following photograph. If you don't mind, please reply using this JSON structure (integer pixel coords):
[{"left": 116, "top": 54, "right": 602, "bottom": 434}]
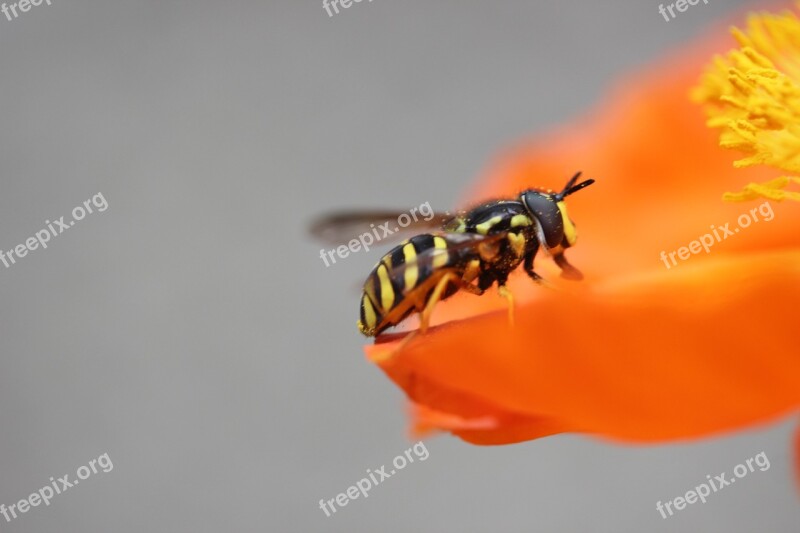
[{"left": 311, "top": 172, "right": 595, "bottom": 340}]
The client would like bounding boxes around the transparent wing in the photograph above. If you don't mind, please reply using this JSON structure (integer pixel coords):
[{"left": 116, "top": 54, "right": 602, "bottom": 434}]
[{"left": 309, "top": 210, "right": 457, "bottom": 246}]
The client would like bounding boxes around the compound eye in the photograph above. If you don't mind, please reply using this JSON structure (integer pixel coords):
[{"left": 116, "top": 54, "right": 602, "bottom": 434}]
[{"left": 521, "top": 192, "right": 564, "bottom": 249}]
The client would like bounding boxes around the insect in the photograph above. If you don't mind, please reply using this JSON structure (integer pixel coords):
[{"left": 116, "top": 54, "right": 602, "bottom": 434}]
[{"left": 311, "top": 172, "right": 595, "bottom": 340}]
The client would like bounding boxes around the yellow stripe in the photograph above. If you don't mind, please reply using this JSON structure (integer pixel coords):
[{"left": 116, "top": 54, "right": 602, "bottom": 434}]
[
  {"left": 510, "top": 214, "right": 531, "bottom": 228},
  {"left": 362, "top": 294, "right": 377, "bottom": 330},
  {"left": 557, "top": 201, "right": 577, "bottom": 246},
  {"left": 377, "top": 264, "right": 395, "bottom": 311},
  {"left": 403, "top": 243, "right": 418, "bottom": 291},
  {"left": 475, "top": 215, "right": 503, "bottom": 235},
  {"left": 365, "top": 263, "right": 379, "bottom": 304},
  {"left": 432, "top": 236, "right": 449, "bottom": 268}
]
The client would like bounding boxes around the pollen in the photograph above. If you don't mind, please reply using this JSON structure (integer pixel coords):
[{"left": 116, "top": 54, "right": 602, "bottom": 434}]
[{"left": 692, "top": 4, "right": 800, "bottom": 202}]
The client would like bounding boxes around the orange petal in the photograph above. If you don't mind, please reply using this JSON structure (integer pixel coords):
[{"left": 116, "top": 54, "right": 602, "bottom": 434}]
[
  {"left": 367, "top": 250, "right": 800, "bottom": 444},
  {"left": 412, "top": 401, "right": 568, "bottom": 446}
]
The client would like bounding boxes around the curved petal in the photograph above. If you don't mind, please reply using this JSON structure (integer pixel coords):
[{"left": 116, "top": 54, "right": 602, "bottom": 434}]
[{"left": 368, "top": 250, "right": 800, "bottom": 443}]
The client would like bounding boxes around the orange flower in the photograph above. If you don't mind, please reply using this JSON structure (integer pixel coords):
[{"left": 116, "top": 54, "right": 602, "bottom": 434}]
[{"left": 364, "top": 5, "right": 800, "bottom": 457}]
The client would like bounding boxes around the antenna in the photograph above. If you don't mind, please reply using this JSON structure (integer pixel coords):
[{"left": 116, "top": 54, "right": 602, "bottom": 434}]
[{"left": 555, "top": 171, "right": 595, "bottom": 201}]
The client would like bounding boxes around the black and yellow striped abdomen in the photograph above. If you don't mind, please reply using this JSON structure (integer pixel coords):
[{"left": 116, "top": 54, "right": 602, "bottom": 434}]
[{"left": 358, "top": 233, "right": 477, "bottom": 337}]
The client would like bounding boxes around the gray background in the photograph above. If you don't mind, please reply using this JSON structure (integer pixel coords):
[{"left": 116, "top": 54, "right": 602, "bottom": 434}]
[{"left": 1, "top": 0, "right": 797, "bottom": 531}]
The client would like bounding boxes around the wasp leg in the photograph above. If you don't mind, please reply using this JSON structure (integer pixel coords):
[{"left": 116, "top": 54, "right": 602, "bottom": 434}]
[
  {"left": 523, "top": 248, "right": 563, "bottom": 292},
  {"left": 419, "top": 272, "right": 459, "bottom": 334},
  {"left": 477, "top": 271, "right": 496, "bottom": 291},
  {"left": 461, "top": 259, "right": 482, "bottom": 290},
  {"left": 459, "top": 281, "right": 484, "bottom": 296},
  {"left": 377, "top": 272, "right": 459, "bottom": 361},
  {"left": 553, "top": 252, "right": 583, "bottom": 280},
  {"left": 495, "top": 273, "right": 515, "bottom": 327},
  {"left": 523, "top": 247, "right": 545, "bottom": 283}
]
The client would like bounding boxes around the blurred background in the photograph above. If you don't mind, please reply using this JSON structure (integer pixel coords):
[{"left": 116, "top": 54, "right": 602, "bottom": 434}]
[{"left": 0, "top": 0, "right": 797, "bottom": 531}]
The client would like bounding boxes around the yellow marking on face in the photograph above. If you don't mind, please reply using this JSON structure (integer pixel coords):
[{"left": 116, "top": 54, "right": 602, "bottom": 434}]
[
  {"left": 557, "top": 201, "right": 577, "bottom": 246},
  {"left": 402, "top": 243, "right": 418, "bottom": 290},
  {"left": 432, "top": 236, "right": 449, "bottom": 268},
  {"left": 376, "top": 264, "right": 395, "bottom": 311},
  {"left": 462, "top": 259, "right": 481, "bottom": 283},
  {"left": 507, "top": 232, "right": 526, "bottom": 257},
  {"left": 362, "top": 294, "right": 377, "bottom": 330},
  {"left": 510, "top": 214, "right": 531, "bottom": 228},
  {"left": 475, "top": 215, "right": 503, "bottom": 235}
]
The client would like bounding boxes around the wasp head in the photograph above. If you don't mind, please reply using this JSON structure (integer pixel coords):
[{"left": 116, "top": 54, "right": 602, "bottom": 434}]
[{"left": 519, "top": 172, "right": 595, "bottom": 251}]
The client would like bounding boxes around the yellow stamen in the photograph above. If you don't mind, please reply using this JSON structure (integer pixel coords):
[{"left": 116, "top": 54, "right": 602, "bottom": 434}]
[{"left": 692, "top": 3, "right": 800, "bottom": 202}]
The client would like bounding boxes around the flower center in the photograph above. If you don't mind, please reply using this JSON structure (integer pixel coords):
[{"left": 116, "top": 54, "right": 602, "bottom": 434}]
[{"left": 693, "top": 5, "right": 800, "bottom": 202}]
